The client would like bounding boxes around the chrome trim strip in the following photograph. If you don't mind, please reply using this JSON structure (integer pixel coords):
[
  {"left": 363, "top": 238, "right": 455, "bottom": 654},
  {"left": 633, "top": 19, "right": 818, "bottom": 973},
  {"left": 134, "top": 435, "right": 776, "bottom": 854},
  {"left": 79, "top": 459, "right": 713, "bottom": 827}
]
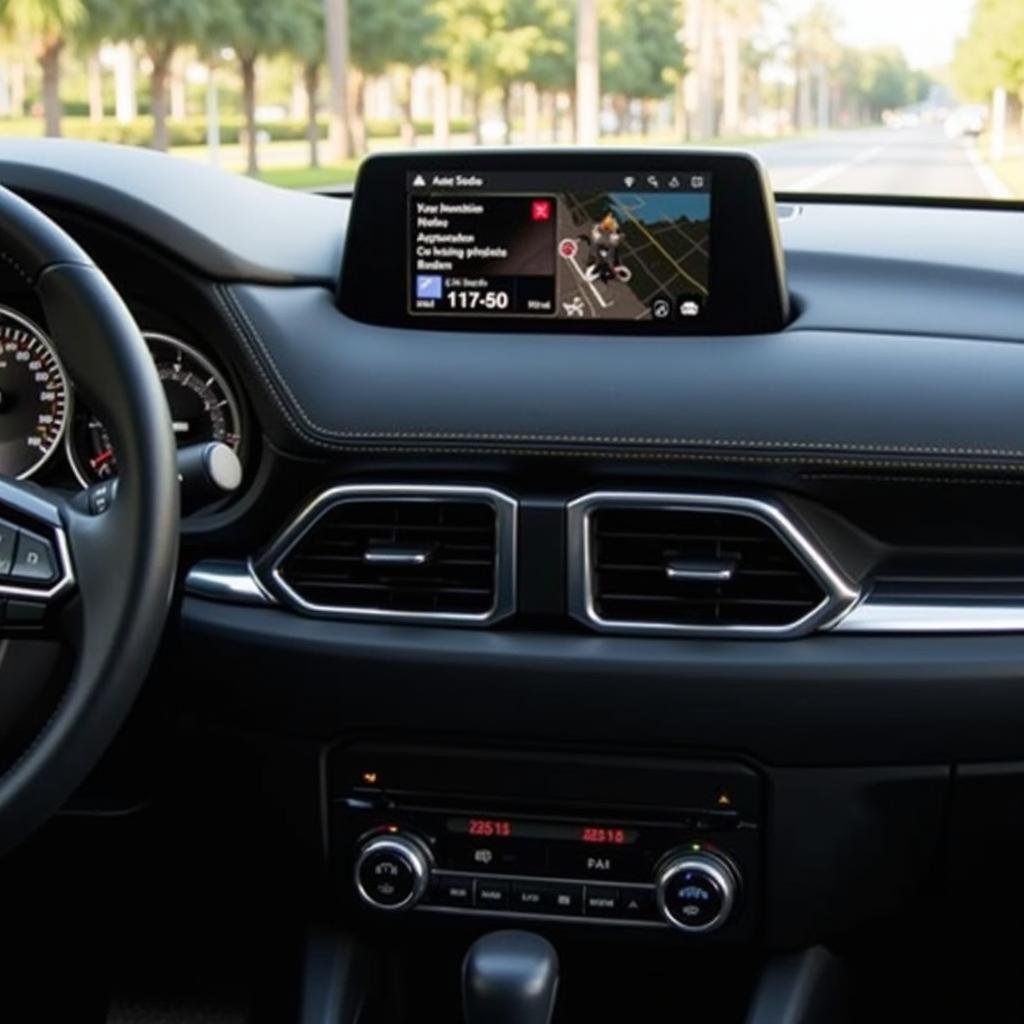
[
  {"left": 184, "top": 558, "right": 275, "bottom": 606},
  {"left": 0, "top": 525, "right": 75, "bottom": 602},
  {"left": 831, "top": 598, "right": 1024, "bottom": 634},
  {"left": 665, "top": 559, "right": 738, "bottom": 583},
  {"left": 567, "top": 491, "right": 861, "bottom": 639},
  {"left": 253, "top": 484, "right": 517, "bottom": 626},
  {"left": 417, "top": 904, "right": 666, "bottom": 929}
]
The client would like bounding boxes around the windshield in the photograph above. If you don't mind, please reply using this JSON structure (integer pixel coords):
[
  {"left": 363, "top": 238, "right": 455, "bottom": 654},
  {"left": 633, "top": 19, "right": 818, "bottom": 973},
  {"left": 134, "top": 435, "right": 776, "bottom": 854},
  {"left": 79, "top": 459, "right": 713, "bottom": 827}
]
[{"left": 1, "top": 0, "right": 1019, "bottom": 200}]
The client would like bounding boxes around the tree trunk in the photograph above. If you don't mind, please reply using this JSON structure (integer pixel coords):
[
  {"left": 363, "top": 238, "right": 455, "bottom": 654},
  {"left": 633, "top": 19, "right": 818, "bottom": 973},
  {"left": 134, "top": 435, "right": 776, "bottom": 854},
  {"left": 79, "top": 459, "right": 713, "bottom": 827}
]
[
  {"left": 170, "top": 60, "right": 188, "bottom": 120},
  {"left": 304, "top": 61, "right": 320, "bottom": 169},
  {"left": 575, "top": 0, "right": 599, "bottom": 144},
  {"left": 522, "top": 80, "right": 538, "bottom": 143},
  {"left": 432, "top": 68, "right": 449, "bottom": 147},
  {"left": 324, "top": 0, "right": 354, "bottom": 161},
  {"left": 398, "top": 67, "right": 415, "bottom": 147},
  {"left": 241, "top": 55, "right": 259, "bottom": 176},
  {"left": 114, "top": 43, "right": 137, "bottom": 124},
  {"left": 150, "top": 49, "right": 172, "bottom": 151},
  {"left": 10, "top": 61, "right": 25, "bottom": 117},
  {"left": 502, "top": 83, "right": 513, "bottom": 144},
  {"left": 87, "top": 54, "right": 103, "bottom": 123},
  {"left": 40, "top": 40, "right": 62, "bottom": 138},
  {"left": 472, "top": 88, "right": 483, "bottom": 145},
  {"left": 352, "top": 70, "right": 367, "bottom": 156},
  {"left": 540, "top": 90, "right": 555, "bottom": 142},
  {"left": 720, "top": 14, "right": 741, "bottom": 137}
]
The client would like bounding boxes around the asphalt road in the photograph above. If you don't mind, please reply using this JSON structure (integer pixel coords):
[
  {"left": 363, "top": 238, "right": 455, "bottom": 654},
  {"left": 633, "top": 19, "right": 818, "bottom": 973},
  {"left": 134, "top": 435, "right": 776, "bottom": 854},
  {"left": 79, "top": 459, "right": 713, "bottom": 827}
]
[{"left": 749, "top": 124, "right": 1010, "bottom": 199}]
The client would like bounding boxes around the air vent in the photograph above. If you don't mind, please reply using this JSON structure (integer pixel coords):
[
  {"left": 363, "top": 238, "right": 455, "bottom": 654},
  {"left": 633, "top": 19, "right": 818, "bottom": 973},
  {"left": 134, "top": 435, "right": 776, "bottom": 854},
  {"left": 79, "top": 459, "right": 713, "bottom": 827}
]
[
  {"left": 568, "top": 493, "right": 857, "bottom": 638},
  {"left": 260, "top": 486, "right": 516, "bottom": 625}
]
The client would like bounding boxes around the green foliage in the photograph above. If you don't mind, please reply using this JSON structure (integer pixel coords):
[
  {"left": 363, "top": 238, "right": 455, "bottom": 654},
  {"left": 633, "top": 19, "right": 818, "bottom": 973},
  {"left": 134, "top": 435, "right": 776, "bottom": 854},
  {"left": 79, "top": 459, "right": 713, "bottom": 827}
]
[
  {"left": 0, "top": 0, "right": 83, "bottom": 42},
  {"left": 350, "top": 0, "right": 441, "bottom": 75},
  {"left": 600, "top": 0, "right": 684, "bottom": 101},
  {"left": 220, "top": 0, "right": 307, "bottom": 62},
  {"left": 859, "top": 47, "right": 921, "bottom": 115},
  {"left": 953, "top": 0, "right": 1024, "bottom": 103},
  {"left": 508, "top": 0, "right": 573, "bottom": 91},
  {"left": 94, "top": 0, "right": 211, "bottom": 57}
]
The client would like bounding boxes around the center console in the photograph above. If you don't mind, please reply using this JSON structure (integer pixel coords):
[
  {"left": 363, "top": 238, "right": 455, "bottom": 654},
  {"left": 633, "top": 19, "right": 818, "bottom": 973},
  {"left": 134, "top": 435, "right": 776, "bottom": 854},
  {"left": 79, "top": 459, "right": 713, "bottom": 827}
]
[{"left": 329, "top": 745, "right": 762, "bottom": 940}]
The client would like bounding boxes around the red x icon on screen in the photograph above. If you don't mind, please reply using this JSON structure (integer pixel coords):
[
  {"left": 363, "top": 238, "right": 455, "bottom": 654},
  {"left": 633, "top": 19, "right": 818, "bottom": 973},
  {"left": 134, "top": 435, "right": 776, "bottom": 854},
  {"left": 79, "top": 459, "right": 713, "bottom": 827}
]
[{"left": 531, "top": 199, "right": 552, "bottom": 221}]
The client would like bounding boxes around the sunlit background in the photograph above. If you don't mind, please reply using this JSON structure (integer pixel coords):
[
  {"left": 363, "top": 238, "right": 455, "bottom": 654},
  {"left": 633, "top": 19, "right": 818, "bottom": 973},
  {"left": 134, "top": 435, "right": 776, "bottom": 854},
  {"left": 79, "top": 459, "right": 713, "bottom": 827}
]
[{"left": 0, "top": 0, "right": 1019, "bottom": 197}]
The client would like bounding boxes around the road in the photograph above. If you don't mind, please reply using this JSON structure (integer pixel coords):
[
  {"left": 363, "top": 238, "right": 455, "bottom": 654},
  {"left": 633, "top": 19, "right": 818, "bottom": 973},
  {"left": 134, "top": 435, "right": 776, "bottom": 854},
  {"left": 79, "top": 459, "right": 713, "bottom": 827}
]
[{"left": 749, "top": 124, "right": 1011, "bottom": 199}]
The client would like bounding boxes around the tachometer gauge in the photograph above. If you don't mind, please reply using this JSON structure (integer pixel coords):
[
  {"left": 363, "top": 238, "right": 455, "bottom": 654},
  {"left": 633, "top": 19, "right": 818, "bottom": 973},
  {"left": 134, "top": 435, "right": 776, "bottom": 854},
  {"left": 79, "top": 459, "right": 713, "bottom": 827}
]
[
  {"left": 67, "top": 332, "right": 242, "bottom": 488},
  {"left": 0, "top": 306, "right": 70, "bottom": 479}
]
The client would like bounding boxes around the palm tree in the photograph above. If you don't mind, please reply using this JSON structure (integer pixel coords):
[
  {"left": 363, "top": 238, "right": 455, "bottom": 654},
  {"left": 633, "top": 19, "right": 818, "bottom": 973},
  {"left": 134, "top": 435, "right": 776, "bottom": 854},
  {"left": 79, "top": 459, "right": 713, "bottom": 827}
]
[
  {"left": 576, "top": 0, "right": 599, "bottom": 143},
  {"left": 2, "top": 0, "right": 83, "bottom": 136},
  {"left": 323, "top": 0, "right": 353, "bottom": 161},
  {"left": 719, "top": 0, "right": 762, "bottom": 137}
]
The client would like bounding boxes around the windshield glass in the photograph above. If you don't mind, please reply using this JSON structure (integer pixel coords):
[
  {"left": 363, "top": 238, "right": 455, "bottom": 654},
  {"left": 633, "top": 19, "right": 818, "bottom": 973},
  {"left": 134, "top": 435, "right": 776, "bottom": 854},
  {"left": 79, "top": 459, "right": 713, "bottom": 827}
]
[{"left": 1, "top": 0, "right": 1019, "bottom": 200}]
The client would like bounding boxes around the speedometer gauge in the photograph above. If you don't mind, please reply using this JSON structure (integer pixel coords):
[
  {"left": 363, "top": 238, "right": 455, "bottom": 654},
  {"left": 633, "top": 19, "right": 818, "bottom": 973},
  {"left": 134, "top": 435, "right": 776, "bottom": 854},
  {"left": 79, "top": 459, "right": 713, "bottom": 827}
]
[
  {"left": 67, "top": 333, "right": 242, "bottom": 488},
  {"left": 0, "top": 306, "right": 69, "bottom": 479}
]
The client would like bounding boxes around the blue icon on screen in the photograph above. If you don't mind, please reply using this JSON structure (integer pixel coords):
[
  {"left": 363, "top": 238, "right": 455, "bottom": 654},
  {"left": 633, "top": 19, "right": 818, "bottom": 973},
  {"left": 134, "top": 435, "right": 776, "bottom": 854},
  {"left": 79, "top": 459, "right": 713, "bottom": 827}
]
[{"left": 416, "top": 274, "right": 443, "bottom": 299}]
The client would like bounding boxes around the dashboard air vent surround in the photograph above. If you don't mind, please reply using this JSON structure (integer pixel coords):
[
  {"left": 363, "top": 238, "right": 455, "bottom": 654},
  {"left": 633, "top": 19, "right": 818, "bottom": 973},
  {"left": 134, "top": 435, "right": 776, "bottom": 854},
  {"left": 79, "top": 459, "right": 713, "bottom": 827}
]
[
  {"left": 258, "top": 485, "right": 516, "bottom": 625},
  {"left": 568, "top": 492, "right": 858, "bottom": 638}
]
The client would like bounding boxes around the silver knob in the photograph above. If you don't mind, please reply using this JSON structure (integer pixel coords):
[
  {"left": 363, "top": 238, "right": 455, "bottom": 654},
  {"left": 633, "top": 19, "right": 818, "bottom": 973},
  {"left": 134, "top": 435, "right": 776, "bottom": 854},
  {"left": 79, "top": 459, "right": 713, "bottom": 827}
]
[
  {"left": 354, "top": 834, "right": 431, "bottom": 912},
  {"left": 655, "top": 851, "right": 739, "bottom": 933}
]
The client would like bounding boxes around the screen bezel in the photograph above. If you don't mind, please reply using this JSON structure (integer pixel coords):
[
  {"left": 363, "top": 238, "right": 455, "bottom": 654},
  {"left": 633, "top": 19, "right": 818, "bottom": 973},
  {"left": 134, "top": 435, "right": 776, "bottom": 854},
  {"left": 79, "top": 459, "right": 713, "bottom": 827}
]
[{"left": 337, "top": 149, "right": 789, "bottom": 336}]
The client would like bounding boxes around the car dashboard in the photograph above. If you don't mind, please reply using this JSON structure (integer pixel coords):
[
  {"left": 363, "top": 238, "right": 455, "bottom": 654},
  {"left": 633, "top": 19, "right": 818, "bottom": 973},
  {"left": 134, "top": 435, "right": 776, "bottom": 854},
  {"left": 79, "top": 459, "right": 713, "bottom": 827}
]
[{"left": 2, "top": 138, "right": 1024, "bottom": 1021}]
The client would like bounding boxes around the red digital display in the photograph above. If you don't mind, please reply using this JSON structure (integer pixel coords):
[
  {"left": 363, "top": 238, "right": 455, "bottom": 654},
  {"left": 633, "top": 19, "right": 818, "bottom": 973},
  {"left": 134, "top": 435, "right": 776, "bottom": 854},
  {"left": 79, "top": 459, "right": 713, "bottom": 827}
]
[
  {"left": 467, "top": 818, "right": 513, "bottom": 838},
  {"left": 580, "top": 826, "right": 629, "bottom": 845},
  {"left": 448, "top": 817, "right": 637, "bottom": 845}
]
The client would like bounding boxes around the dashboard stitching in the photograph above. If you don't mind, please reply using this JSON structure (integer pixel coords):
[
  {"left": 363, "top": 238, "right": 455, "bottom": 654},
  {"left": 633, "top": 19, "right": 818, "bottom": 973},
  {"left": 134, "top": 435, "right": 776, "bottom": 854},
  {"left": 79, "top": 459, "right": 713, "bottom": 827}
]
[
  {"left": 0, "top": 250, "right": 34, "bottom": 285},
  {"left": 256, "top": 443, "right": 1024, "bottom": 472},
  {"left": 218, "top": 285, "right": 1024, "bottom": 465}
]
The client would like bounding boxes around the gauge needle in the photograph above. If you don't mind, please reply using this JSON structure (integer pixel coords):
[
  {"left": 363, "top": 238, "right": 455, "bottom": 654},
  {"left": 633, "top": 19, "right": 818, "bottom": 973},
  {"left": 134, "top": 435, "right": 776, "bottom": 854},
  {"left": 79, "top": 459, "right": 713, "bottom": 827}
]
[{"left": 90, "top": 449, "right": 114, "bottom": 469}]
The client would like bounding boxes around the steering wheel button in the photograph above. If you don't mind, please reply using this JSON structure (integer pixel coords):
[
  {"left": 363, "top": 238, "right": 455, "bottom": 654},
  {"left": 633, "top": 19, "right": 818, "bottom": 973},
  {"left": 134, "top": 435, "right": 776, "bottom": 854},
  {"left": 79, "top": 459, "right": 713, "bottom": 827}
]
[
  {"left": 0, "top": 521, "right": 16, "bottom": 575},
  {"left": 11, "top": 531, "right": 57, "bottom": 582}
]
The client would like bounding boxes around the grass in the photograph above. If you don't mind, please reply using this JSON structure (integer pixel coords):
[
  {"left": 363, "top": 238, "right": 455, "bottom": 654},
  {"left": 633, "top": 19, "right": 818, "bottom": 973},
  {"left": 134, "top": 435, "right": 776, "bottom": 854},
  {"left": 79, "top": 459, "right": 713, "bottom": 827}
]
[{"left": 257, "top": 161, "right": 361, "bottom": 189}]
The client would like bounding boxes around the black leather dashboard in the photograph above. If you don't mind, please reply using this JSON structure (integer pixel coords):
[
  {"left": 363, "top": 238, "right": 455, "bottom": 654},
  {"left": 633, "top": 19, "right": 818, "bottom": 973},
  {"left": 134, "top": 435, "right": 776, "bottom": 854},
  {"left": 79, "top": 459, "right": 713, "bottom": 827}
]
[
  {"left": 1, "top": 138, "right": 1020, "bottom": 475},
  {"left": 223, "top": 281, "right": 1024, "bottom": 472}
]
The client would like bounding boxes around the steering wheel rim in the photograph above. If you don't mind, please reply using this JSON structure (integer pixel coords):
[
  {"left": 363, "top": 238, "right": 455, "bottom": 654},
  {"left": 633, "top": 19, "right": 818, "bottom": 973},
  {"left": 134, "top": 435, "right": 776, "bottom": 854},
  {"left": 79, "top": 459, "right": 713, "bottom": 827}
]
[{"left": 0, "top": 185, "right": 179, "bottom": 853}]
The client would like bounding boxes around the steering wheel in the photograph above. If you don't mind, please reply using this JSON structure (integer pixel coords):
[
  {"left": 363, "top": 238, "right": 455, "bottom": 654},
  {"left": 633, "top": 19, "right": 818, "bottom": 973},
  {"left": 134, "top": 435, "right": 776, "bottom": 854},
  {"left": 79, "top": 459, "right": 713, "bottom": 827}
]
[{"left": 0, "top": 186, "right": 179, "bottom": 853}]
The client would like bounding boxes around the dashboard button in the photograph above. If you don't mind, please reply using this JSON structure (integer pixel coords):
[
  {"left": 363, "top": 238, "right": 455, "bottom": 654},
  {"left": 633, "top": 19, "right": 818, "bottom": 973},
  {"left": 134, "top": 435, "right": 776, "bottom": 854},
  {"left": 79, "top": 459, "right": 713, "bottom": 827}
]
[
  {"left": 511, "top": 882, "right": 546, "bottom": 912},
  {"left": 475, "top": 879, "right": 509, "bottom": 910},
  {"left": 433, "top": 875, "right": 473, "bottom": 908},
  {"left": 541, "top": 883, "right": 582, "bottom": 916},
  {"left": 354, "top": 834, "right": 430, "bottom": 912},
  {"left": 619, "top": 888, "right": 656, "bottom": 920},
  {"left": 5, "top": 600, "right": 45, "bottom": 624},
  {"left": 584, "top": 885, "right": 621, "bottom": 917},
  {"left": 11, "top": 531, "right": 56, "bottom": 583},
  {"left": 447, "top": 839, "right": 529, "bottom": 874},
  {"left": 0, "top": 520, "right": 16, "bottom": 575}
]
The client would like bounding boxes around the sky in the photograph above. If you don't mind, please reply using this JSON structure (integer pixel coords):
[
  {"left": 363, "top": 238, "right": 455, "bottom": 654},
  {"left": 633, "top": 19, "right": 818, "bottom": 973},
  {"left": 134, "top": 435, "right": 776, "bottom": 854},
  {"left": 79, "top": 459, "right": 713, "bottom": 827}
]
[{"left": 772, "top": 0, "right": 975, "bottom": 69}]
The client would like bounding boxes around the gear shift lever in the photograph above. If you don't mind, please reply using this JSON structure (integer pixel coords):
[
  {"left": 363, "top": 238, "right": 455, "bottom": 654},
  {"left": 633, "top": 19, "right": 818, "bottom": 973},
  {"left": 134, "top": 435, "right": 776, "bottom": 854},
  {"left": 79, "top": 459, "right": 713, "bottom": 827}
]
[{"left": 462, "top": 930, "right": 559, "bottom": 1024}]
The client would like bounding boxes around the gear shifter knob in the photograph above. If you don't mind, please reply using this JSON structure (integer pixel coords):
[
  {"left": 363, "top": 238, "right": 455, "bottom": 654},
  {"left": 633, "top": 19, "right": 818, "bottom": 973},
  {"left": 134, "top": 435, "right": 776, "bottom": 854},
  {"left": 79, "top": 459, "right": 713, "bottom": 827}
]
[{"left": 462, "top": 930, "right": 559, "bottom": 1024}]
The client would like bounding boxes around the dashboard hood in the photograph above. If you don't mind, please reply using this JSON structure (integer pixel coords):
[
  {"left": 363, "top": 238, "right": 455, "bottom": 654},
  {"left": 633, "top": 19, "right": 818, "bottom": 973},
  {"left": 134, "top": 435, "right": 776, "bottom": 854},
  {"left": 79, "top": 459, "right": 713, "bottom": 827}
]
[{"left": 0, "top": 138, "right": 343, "bottom": 284}]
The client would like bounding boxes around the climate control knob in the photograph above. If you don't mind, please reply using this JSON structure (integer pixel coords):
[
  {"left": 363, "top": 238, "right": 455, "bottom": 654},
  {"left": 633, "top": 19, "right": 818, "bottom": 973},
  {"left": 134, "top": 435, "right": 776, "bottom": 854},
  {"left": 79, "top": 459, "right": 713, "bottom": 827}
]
[
  {"left": 655, "top": 850, "right": 739, "bottom": 933},
  {"left": 354, "top": 833, "right": 431, "bottom": 911}
]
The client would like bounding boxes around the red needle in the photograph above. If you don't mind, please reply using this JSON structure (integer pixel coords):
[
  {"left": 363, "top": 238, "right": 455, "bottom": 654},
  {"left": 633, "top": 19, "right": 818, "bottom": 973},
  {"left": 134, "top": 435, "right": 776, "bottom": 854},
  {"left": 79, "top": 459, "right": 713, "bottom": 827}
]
[{"left": 90, "top": 449, "right": 114, "bottom": 469}]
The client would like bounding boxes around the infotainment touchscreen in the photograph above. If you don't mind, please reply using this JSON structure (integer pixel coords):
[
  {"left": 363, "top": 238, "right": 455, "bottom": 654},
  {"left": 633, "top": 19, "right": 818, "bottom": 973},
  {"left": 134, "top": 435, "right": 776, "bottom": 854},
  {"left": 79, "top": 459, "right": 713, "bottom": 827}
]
[
  {"left": 339, "top": 151, "right": 788, "bottom": 335},
  {"left": 408, "top": 170, "right": 711, "bottom": 324}
]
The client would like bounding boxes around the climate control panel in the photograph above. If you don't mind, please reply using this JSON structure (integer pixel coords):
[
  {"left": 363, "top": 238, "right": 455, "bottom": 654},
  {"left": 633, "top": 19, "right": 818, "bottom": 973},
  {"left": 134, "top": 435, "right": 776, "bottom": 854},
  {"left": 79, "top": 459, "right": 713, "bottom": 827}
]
[{"left": 331, "top": 744, "right": 761, "bottom": 940}]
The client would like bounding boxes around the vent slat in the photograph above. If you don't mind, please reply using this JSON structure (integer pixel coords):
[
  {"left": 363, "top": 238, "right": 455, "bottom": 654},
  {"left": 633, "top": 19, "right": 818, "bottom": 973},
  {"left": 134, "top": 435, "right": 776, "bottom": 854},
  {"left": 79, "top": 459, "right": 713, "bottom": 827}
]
[
  {"left": 279, "top": 498, "right": 498, "bottom": 616},
  {"left": 589, "top": 506, "right": 827, "bottom": 629}
]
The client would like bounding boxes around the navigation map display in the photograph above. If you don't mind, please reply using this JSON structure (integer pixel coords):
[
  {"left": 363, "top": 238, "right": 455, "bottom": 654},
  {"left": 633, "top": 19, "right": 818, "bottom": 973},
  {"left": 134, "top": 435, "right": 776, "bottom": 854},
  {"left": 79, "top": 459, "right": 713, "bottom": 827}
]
[{"left": 408, "top": 170, "right": 711, "bottom": 324}]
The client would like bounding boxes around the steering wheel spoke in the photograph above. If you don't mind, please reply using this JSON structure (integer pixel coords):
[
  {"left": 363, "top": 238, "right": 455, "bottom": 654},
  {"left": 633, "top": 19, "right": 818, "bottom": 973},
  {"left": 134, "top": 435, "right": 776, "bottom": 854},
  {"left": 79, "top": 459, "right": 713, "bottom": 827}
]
[{"left": 0, "top": 477, "right": 74, "bottom": 636}]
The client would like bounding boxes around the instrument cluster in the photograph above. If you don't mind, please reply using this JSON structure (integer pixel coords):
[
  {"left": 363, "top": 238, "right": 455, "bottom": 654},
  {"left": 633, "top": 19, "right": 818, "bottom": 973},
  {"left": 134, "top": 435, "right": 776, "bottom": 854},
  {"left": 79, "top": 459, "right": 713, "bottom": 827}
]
[{"left": 0, "top": 304, "right": 244, "bottom": 495}]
